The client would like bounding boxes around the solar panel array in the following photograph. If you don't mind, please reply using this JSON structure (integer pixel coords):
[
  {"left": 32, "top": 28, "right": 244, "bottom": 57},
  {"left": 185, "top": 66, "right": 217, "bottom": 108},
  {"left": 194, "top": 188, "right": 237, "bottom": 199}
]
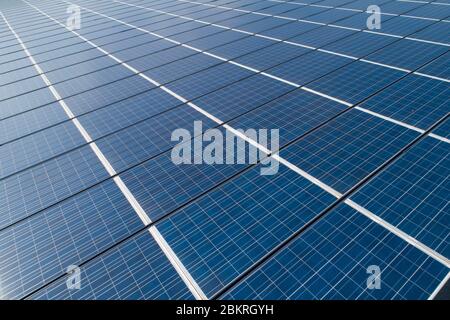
[{"left": 0, "top": 0, "right": 449, "bottom": 300}]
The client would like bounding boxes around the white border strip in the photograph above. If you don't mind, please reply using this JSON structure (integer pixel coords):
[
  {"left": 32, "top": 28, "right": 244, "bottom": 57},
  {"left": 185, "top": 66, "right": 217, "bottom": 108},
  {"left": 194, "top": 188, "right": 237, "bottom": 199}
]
[
  {"left": 25, "top": 1, "right": 450, "bottom": 270},
  {"left": 346, "top": 200, "right": 450, "bottom": 268},
  {"left": 2, "top": 7, "right": 207, "bottom": 301}
]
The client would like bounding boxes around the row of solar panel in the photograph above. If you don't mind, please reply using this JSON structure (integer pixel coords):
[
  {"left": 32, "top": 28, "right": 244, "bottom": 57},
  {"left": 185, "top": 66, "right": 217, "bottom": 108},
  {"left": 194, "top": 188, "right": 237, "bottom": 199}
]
[
  {"left": 0, "top": 0, "right": 448, "bottom": 297},
  {"left": 3, "top": 1, "right": 448, "bottom": 184},
  {"left": 0, "top": 0, "right": 448, "bottom": 63},
  {"left": 3, "top": 0, "right": 448, "bottom": 72},
  {"left": 0, "top": 0, "right": 446, "bottom": 258},
  {"left": 0, "top": 0, "right": 445, "bottom": 228},
  {"left": 0, "top": 0, "right": 442, "bottom": 141},
  {"left": 0, "top": 0, "right": 446, "bottom": 232}
]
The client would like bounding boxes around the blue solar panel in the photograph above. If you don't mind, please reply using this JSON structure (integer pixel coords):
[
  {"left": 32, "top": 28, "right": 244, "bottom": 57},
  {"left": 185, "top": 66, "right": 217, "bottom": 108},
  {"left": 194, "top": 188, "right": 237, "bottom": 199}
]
[
  {"left": 351, "top": 125, "right": 450, "bottom": 257},
  {"left": 366, "top": 40, "right": 448, "bottom": 70},
  {"left": 223, "top": 204, "right": 448, "bottom": 299},
  {"left": 0, "top": 179, "right": 143, "bottom": 299},
  {"left": 359, "top": 75, "right": 450, "bottom": 129},
  {"left": 0, "top": 0, "right": 448, "bottom": 301},
  {"left": 31, "top": 231, "right": 195, "bottom": 300},
  {"left": 280, "top": 109, "right": 420, "bottom": 193},
  {"left": 307, "top": 61, "right": 405, "bottom": 103},
  {"left": 418, "top": 52, "right": 450, "bottom": 80}
]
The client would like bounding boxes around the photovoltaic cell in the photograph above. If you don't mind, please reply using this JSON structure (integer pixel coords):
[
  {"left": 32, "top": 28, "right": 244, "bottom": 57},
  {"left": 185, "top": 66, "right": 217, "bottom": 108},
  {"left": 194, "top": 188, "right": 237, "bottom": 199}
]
[
  {"left": 0, "top": 146, "right": 109, "bottom": 229},
  {"left": 0, "top": 121, "right": 86, "bottom": 179},
  {"left": 351, "top": 133, "right": 450, "bottom": 258},
  {"left": 307, "top": 61, "right": 405, "bottom": 104},
  {"left": 223, "top": 204, "right": 449, "bottom": 300},
  {"left": 157, "top": 164, "right": 336, "bottom": 297},
  {"left": 0, "top": 179, "right": 143, "bottom": 299},
  {"left": 322, "top": 32, "right": 398, "bottom": 58},
  {"left": 31, "top": 231, "right": 195, "bottom": 300},
  {"left": 359, "top": 74, "right": 450, "bottom": 129},
  {"left": 279, "top": 109, "right": 420, "bottom": 193},
  {"left": 365, "top": 40, "right": 448, "bottom": 71},
  {"left": 418, "top": 52, "right": 450, "bottom": 80}
]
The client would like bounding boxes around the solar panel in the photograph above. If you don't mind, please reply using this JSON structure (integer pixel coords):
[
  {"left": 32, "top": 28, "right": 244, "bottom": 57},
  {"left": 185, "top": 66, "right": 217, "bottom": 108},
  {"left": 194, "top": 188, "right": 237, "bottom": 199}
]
[{"left": 0, "top": 0, "right": 449, "bottom": 301}]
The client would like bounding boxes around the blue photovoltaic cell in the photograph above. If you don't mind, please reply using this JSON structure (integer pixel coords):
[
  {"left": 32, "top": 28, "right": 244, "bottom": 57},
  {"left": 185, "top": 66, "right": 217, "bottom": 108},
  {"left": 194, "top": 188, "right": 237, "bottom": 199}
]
[
  {"left": 281, "top": 6, "right": 328, "bottom": 19},
  {"left": 125, "top": 46, "right": 197, "bottom": 72},
  {"left": 306, "top": 9, "right": 357, "bottom": 24},
  {"left": 406, "top": 5, "right": 450, "bottom": 19},
  {"left": 279, "top": 109, "right": 420, "bottom": 193},
  {"left": 0, "top": 121, "right": 86, "bottom": 179},
  {"left": 191, "top": 74, "right": 293, "bottom": 120},
  {"left": 169, "top": 25, "right": 226, "bottom": 43},
  {"left": 380, "top": 1, "right": 423, "bottom": 14},
  {"left": 31, "top": 231, "right": 194, "bottom": 300},
  {"left": 371, "top": 16, "right": 434, "bottom": 37},
  {"left": 0, "top": 102, "right": 68, "bottom": 145},
  {"left": 418, "top": 52, "right": 450, "bottom": 80},
  {"left": 267, "top": 51, "right": 350, "bottom": 86},
  {"left": 77, "top": 87, "right": 182, "bottom": 140},
  {"left": 200, "top": 10, "right": 248, "bottom": 24},
  {"left": 95, "top": 107, "right": 217, "bottom": 172},
  {"left": 1, "top": 0, "right": 449, "bottom": 301},
  {"left": 260, "top": 21, "right": 320, "bottom": 40},
  {"left": 0, "top": 65, "right": 38, "bottom": 86},
  {"left": 307, "top": 61, "right": 405, "bottom": 104},
  {"left": 322, "top": 32, "right": 398, "bottom": 58},
  {"left": 52, "top": 65, "right": 136, "bottom": 98},
  {"left": 229, "top": 89, "right": 346, "bottom": 146},
  {"left": 412, "top": 22, "right": 450, "bottom": 44},
  {"left": 359, "top": 74, "right": 450, "bottom": 129},
  {"left": 238, "top": 16, "right": 292, "bottom": 34},
  {"left": 240, "top": 1, "right": 279, "bottom": 11},
  {"left": 232, "top": 41, "right": 310, "bottom": 70},
  {"left": 143, "top": 53, "right": 221, "bottom": 84},
  {"left": 62, "top": 74, "right": 155, "bottom": 116},
  {"left": 207, "top": 14, "right": 263, "bottom": 29},
  {"left": 35, "top": 48, "right": 111, "bottom": 74},
  {"left": 120, "top": 134, "right": 248, "bottom": 222},
  {"left": 343, "top": 0, "right": 392, "bottom": 11},
  {"left": 432, "top": 118, "right": 450, "bottom": 139},
  {"left": 288, "top": 26, "right": 357, "bottom": 48},
  {"left": 0, "top": 179, "right": 143, "bottom": 299},
  {"left": 42, "top": 56, "right": 121, "bottom": 84},
  {"left": 365, "top": 40, "right": 448, "bottom": 71},
  {"left": 165, "top": 63, "right": 253, "bottom": 100},
  {"left": 223, "top": 204, "right": 449, "bottom": 300},
  {"left": 187, "top": 30, "right": 248, "bottom": 50},
  {"left": 0, "top": 55, "right": 32, "bottom": 74},
  {"left": 153, "top": 21, "right": 207, "bottom": 38},
  {"left": 317, "top": 0, "right": 354, "bottom": 6},
  {"left": 257, "top": 4, "right": 303, "bottom": 15},
  {"left": 0, "top": 87, "right": 57, "bottom": 119},
  {"left": 0, "top": 146, "right": 109, "bottom": 230},
  {"left": 157, "top": 164, "right": 336, "bottom": 297},
  {"left": 209, "top": 36, "right": 274, "bottom": 60},
  {"left": 351, "top": 134, "right": 450, "bottom": 258},
  {"left": 332, "top": 12, "right": 375, "bottom": 29},
  {"left": 32, "top": 42, "right": 102, "bottom": 65}
]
